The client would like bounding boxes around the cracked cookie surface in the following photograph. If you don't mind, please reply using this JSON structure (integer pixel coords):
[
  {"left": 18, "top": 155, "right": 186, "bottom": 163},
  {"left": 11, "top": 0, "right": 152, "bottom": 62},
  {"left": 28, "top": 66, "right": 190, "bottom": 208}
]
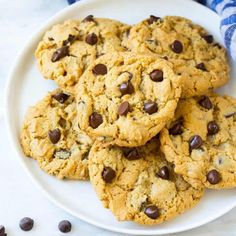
[
  {"left": 75, "top": 52, "right": 182, "bottom": 147},
  {"left": 124, "top": 16, "right": 230, "bottom": 97},
  {"left": 160, "top": 94, "right": 236, "bottom": 189},
  {"left": 88, "top": 139, "right": 204, "bottom": 225},
  {"left": 35, "top": 16, "right": 130, "bottom": 92},
  {"left": 20, "top": 89, "right": 93, "bottom": 180}
]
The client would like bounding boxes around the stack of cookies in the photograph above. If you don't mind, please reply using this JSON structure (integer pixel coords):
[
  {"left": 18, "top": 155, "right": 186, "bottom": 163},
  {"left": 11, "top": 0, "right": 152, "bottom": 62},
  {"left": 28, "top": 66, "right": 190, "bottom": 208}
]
[{"left": 20, "top": 15, "right": 236, "bottom": 225}]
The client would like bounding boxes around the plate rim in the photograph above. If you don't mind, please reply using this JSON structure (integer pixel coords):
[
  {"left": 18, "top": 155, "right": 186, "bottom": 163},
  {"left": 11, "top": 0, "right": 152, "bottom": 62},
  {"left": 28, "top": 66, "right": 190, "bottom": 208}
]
[{"left": 4, "top": 0, "right": 236, "bottom": 235}]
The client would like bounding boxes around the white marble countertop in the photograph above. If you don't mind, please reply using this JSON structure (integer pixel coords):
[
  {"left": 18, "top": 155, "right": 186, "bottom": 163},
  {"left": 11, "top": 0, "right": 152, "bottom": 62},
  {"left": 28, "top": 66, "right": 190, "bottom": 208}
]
[{"left": 0, "top": 0, "right": 235, "bottom": 235}]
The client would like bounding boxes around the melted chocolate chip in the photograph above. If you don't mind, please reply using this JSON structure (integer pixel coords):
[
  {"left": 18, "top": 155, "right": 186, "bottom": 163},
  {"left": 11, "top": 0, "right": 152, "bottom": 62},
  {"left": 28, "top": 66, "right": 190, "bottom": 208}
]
[
  {"left": 85, "top": 33, "right": 98, "bottom": 45},
  {"left": 48, "top": 129, "right": 61, "bottom": 144},
  {"left": 92, "top": 64, "right": 107, "bottom": 75},
  {"left": 89, "top": 112, "right": 103, "bottom": 128},
  {"left": 149, "top": 69, "right": 164, "bottom": 82},
  {"left": 207, "top": 121, "right": 219, "bottom": 135},
  {"left": 123, "top": 148, "right": 141, "bottom": 160},
  {"left": 198, "top": 96, "right": 213, "bottom": 109},
  {"left": 119, "top": 81, "right": 134, "bottom": 95},
  {"left": 144, "top": 102, "right": 158, "bottom": 114},
  {"left": 207, "top": 169, "right": 221, "bottom": 184},
  {"left": 202, "top": 35, "right": 214, "bottom": 44},
  {"left": 51, "top": 46, "right": 69, "bottom": 62},
  {"left": 52, "top": 92, "right": 69, "bottom": 104},
  {"left": 169, "top": 122, "right": 183, "bottom": 135},
  {"left": 144, "top": 205, "right": 160, "bottom": 219},
  {"left": 118, "top": 101, "right": 130, "bottom": 116},
  {"left": 147, "top": 15, "right": 161, "bottom": 25},
  {"left": 102, "top": 167, "right": 116, "bottom": 183},
  {"left": 189, "top": 135, "right": 203, "bottom": 151},
  {"left": 171, "top": 40, "right": 183, "bottom": 53},
  {"left": 196, "top": 63, "right": 207, "bottom": 71},
  {"left": 58, "top": 220, "right": 72, "bottom": 233},
  {"left": 157, "top": 166, "right": 169, "bottom": 180},
  {"left": 63, "top": 34, "right": 76, "bottom": 46},
  {"left": 82, "top": 15, "right": 95, "bottom": 22},
  {"left": 19, "top": 217, "right": 34, "bottom": 231}
]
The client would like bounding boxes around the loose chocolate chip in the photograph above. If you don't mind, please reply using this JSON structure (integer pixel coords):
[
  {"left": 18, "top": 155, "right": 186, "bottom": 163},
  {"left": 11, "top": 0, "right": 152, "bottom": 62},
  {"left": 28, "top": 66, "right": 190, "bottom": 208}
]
[
  {"left": 0, "top": 225, "right": 5, "bottom": 234},
  {"left": 225, "top": 112, "right": 236, "bottom": 118},
  {"left": 157, "top": 166, "right": 169, "bottom": 180},
  {"left": 207, "top": 121, "right": 219, "bottom": 135},
  {"left": 144, "top": 102, "right": 158, "bottom": 114},
  {"left": 144, "top": 205, "right": 160, "bottom": 219},
  {"left": 147, "top": 15, "right": 161, "bottom": 24},
  {"left": 85, "top": 33, "right": 98, "bottom": 45},
  {"left": 149, "top": 69, "right": 164, "bottom": 82},
  {"left": 54, "top": 149, "right": 71, "bottom": 159},
  {"left": 207, "top": 169, "right": 221, "bottom": 184},
  {"left": 19, "top": 217, "right": 34, "bottom": 231},
  {"left": 198, "top": 96, "right": 213, "bottom": 109},
  {"left": 82, "top": 15, "right": 95, "bottom": 22},
  {"left": 189, "top": 135, "right": 203, "bottom": 151},
  {"left": 51, "top": 46, "right": 69, "bottom": 62},
  {"left": 102, "top": 167, "right": 116, "bottom": 183},
  {"left": 63, "top": 34, "right": 76, "bottom": 46},
  {"left": 92, "top": 64, "right": 107, "bottom": 75},
  {"left": 196, "top": 63, "right": 207, "bottom": 71},
  {"left": 118, "top": 101, "right": 130, "bottom": 116},
  {"left": 169, "top": 122, "right": 183, "bottom": 135},
  {"left": 123, "top": 148, "right": 141, "bottom": 160},
  {"left": 89, "top": 112, "right": 103, "bottom": 128},
  {"left": 52, "top": 92, "right": 69, "bottom": 104},
  {"left": 119, "top": 81, "right": 134, "bottom": 95},
  {"left": 48, "top": 129, "right": 61, "bottom": 144},
  {"left": 202, "top": 35, "right": 214, "bottom": 44},
  {"left": 58, "top": 220, "right": 72, "bottom": 233},
  {"left": 171, "top": 40, "right": 183, "bottom": 53}
]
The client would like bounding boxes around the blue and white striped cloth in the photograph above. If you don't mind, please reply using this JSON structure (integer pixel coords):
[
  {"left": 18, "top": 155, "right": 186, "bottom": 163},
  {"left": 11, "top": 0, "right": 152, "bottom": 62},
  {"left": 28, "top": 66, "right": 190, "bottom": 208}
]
[{"left": 68, "top": 0, "right": 236, "bottom": 60}]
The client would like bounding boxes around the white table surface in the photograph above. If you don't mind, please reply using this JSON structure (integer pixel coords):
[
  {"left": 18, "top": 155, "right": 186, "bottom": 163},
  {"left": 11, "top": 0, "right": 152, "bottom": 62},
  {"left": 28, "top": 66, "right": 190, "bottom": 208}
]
[{"left": 0, "top": 0, "right": 235, "bottom": 235}]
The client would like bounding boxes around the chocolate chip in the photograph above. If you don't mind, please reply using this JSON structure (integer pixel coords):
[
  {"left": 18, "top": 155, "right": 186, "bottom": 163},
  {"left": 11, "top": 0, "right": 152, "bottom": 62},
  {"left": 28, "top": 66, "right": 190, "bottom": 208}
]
[
  {"left": 171, "top": 40, "right": 183, "bottom": 53},
  {"left": 198, "top": 96, "right": 213, "bottom": 109},
  {"left": 144, "top": 102, "right": 158, "bottom": 114},
  {"left": 118, "top": 101, "right": 130, "bottom": 116},
  {"left": 207, "top": 169, "right": 221, "bottom": 184},
  {"left": 89, "top": 112, "right": 103, "bottom": 128},
  {"left": 92, "top": 64, "right": 107, "bottom": 75},
  {"left": 63, "top": 34, "right": 76, "bottom": 46},
  {"left": 202, "top": 35, "right": 214, "bottom": 44},
  {"left": 54, "top": 149, "right": 71, "bottom": 159},
  {"left": 207, "top": 121, "right": 219, "bottom": 135},
  {"left": 51, "top": 46, "right": 69, "bottom": 62},
  {"left": 48, "top": 129, "right": 61, "bottom": 144},
  {"left": 19, "top": 217, "right": 34, "bottom": 231},
  {"left": 52, "top": 92, "right": 69, "bottom": 104},
  {"left": 157, "top": 166, "right": 169, "bottom": 180},
  {"left": 149, "top": 69, "right": 164, "bottom": 82},
  {"left": 196, "top": 63, "right": 207, "bottom": 71},
  {"left": 102, "top": 167, "right": 116, "bottom": 183},
  {"left": 144, "top": 205, "right": 160, "bottom": 219},
  {"left": 169, "top": 122, "right": 183, "bottom": 135},
  {"left": 58, "top": 220, "right": 71, "bottom": 233},
  {"left": 82, "top": 15, "right": 95, "bottom": 22},
  {"left": 189, "top": 135, "right": 203, "bottom": 151},
  {"left": 225, "top": 112, "right": 236, "bottom": 118},
  {"left": 119, "top": 81, "right": 134, "bottom": 95},
  {"left": 163, "top": 56, "right": 168, "bottom": 60},
  {"left": 123, "top": 148, "right": 141, "bottom": 160},
  {"left": 85, "top": 33, "right": 98, "bottom": 45},
  {"left": 48, "top": 37, "right": 54, "bottom": 41},
  {"left": 0, "top": 225, "right": 5, "bottom": 234},
  {"left": 213, "top": 43, "right": 222, "bottom": 49},
  {"left": 147, "top": 15, "right": 161, "bottom": 24}
]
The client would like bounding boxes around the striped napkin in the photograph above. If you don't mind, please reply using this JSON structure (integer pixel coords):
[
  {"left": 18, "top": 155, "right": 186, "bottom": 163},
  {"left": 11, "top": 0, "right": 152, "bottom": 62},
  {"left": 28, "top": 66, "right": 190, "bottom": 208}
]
[{"left": 67, "top": 0, "right": 236, "bottom": 60}]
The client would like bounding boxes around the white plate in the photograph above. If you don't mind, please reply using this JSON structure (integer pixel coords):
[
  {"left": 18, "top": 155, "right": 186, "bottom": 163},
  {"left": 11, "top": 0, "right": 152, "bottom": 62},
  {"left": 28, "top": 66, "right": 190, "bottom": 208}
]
[{"left": 5, "top": 0, "right": 236, "bottom": 235}]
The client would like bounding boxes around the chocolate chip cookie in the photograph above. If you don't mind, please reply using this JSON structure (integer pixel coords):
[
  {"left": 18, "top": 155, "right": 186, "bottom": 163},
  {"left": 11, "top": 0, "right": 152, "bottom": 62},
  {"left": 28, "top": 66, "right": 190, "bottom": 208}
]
[
  {"left": 35, "top": 16, "right": 130, "bottom": 92},
  {"left": 160, "top": 94, "right": 236, "bottom": 189},
  {"left": 124, "top": 16, "right": 230, "bottom": 97},
  {"left": 88, "top": 138, "right": 204, "bottom": 225},
  {"left": 75, "top": 52, "right": 182, "bottom": 147},
  {"left": 20, "top": 89, "right": 93, "bottom": 179}
]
